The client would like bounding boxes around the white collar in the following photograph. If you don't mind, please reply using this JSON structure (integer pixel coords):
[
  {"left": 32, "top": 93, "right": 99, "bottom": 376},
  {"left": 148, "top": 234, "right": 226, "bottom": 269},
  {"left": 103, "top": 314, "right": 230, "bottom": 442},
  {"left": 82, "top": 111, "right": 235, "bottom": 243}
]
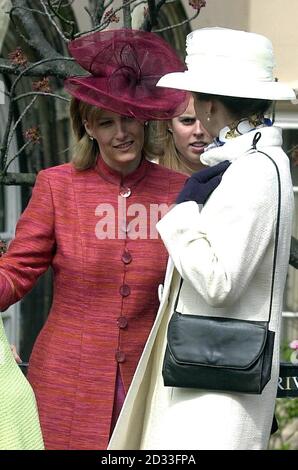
[{"left": 201, "top": 126, "right": 283, "bottom": 167}]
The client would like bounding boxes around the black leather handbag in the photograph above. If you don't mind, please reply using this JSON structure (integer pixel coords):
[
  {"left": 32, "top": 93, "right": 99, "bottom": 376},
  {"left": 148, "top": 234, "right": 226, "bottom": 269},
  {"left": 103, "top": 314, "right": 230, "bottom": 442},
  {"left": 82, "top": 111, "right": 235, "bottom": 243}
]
[{"left": 162, "top": 142, "right": 281, "bottom": 395}]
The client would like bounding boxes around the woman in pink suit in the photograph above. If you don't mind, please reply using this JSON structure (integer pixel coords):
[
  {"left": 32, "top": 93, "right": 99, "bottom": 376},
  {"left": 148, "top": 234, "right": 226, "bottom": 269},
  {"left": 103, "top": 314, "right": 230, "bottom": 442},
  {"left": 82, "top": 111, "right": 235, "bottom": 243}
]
[{"left": 0, "top": 29, "right": 191, "bottom": 450}]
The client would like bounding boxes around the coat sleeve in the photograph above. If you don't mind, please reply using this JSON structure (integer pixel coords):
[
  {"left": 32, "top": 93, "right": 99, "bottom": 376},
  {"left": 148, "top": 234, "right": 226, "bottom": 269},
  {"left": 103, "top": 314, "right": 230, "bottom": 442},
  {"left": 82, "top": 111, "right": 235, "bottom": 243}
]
[
  {"left": 0, "top": 170, "right": 55, "bottom": 310},
  {"left": 156, "top": 155, "right": 279, "bottom": 308}
]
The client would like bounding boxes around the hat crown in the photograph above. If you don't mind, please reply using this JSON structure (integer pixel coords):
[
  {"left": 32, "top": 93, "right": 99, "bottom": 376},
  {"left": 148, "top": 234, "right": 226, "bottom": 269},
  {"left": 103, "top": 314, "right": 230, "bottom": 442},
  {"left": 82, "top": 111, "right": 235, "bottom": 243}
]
[
  {"left": 156, "top": 27, "right": 295, "bottom": 101},
  {"left": 185, "top": 27, "right": 275, "bottom": 83}
]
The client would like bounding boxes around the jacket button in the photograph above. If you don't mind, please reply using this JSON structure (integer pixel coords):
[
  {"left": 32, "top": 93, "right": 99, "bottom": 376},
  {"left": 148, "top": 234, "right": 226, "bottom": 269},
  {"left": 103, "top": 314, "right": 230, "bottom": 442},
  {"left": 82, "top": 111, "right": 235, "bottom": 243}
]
[
  {"left": 115, "top": 351, "right": 126, "bottom": 363},
  {"left": 158, "top": 284, "right": 164, "bottom": 302},
  {"left": 119, "top": 187, "right": 131, "bottom": 198},
  {"left": 121, "top": 250, "right": 132, "bottom": 264},
  {"left": 117, "top": 316, "right": 128, "bottom": 329},
  {"left": 120, "top": 224, "right": 131, "bottom": 235},
  {"left": 120, "top": 284, "right": 131, "bottom": 297}
]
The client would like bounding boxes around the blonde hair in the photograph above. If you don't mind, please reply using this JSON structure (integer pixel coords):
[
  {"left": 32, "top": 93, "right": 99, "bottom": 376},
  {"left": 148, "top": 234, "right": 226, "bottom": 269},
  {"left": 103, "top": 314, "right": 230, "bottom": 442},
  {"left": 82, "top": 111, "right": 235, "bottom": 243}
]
[
  {"left": 70, "top": 97, "right": 157, "bottom": 170},
  {"left": 70, "top": 98, "right": 101, "bottom": 170},
  {"left": 148, "top": 120, "right": 194, "bottom": 175}
]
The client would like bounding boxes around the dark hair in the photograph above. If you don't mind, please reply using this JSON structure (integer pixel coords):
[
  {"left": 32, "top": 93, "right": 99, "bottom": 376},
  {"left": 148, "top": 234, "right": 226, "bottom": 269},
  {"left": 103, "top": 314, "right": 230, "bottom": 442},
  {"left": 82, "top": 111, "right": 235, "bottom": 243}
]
[{"left": 195, "top": 93, "right": 272, "bottom": 120}]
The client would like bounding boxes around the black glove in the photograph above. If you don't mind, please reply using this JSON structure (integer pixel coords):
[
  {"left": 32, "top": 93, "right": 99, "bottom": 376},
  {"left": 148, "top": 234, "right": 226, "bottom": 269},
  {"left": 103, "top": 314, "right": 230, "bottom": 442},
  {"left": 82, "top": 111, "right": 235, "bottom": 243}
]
[{"left": 176, "top": 160, "right": 231, "bottom": 205}]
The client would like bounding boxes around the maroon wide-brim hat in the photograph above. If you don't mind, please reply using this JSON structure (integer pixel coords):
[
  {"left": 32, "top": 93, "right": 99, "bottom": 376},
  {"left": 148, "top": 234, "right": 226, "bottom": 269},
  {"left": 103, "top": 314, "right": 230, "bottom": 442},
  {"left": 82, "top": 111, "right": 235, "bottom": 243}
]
[{"left": 64, "top": 28, "right": 189, "bottom": 120}]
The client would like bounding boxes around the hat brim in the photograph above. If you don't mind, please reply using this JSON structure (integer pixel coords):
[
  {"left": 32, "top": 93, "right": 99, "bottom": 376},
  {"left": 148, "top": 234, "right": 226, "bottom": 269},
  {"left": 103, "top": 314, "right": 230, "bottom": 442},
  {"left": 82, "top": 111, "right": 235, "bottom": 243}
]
[
  {"left": 65, "top": 76, "right": 189, "bottom": 121},
  {"left": 157, "top": 71, "right": 296, "bottom": 101}
]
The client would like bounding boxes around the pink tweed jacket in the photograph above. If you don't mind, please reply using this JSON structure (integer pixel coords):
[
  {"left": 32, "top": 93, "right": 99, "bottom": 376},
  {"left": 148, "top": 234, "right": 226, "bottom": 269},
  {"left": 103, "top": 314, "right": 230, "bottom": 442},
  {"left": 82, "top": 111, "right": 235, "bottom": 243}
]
[{"left": 0, "top": 157, "right": 186, "bottom": 449}]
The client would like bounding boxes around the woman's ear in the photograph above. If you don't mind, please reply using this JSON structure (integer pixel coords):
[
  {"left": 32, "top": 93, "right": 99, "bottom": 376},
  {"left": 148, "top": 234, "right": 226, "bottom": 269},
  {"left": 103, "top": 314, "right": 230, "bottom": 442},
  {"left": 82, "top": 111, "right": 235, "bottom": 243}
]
[
  {"left": 209, "top": 99, "right": 218, "bottom": 116},
  {"left": 204, "top": 100, "right": 214, "bottom": 117},
  {"left": 83, "top": 119, "right": 93, "bottom": 138},
  {"left": 167, "top": 119, "right": 173, "bottom": 134}
]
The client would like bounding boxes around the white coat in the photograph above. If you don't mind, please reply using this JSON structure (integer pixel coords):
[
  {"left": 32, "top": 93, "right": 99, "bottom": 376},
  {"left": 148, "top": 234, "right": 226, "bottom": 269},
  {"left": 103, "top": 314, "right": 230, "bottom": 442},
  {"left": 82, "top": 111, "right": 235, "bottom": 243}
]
[{"left": 108, "top": 127, "right": 294, "bottom": 450}]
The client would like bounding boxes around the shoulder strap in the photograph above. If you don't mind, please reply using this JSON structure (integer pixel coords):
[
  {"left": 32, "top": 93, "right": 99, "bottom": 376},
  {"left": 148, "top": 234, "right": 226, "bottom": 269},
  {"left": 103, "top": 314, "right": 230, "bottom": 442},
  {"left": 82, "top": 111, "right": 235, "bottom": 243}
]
[{"left": 250, "top": 132, "right": 281, "bottom": 324}]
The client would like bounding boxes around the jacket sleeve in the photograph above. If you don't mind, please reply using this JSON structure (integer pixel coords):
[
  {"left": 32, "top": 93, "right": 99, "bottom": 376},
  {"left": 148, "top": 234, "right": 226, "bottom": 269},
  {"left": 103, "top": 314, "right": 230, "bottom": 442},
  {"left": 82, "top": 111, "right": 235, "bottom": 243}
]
[
  {"left": 0, "top": 170, "right": 55, "bottom": 311},
  {"left": 156, "top": 155, "right": 279, "bottom": 308}
]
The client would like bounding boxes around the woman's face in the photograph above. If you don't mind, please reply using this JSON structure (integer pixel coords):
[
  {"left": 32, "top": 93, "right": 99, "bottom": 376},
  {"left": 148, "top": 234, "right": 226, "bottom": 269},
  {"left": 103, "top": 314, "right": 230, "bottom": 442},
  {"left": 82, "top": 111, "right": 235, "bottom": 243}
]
[
  {"left": 169, "top": 96, "right": 212, "bottom": 171},
  {"left": 85, "top": 110, "right": 145, "bottom": 174}
]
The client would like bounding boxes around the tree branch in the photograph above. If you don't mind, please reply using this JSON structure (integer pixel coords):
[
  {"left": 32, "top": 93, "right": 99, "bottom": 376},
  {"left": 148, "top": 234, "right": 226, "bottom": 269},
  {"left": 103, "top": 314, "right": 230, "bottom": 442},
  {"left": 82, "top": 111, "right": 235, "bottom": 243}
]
[
  {"left": 75, "top": 0, "right": 137, "bottom": 37},
  {"left": 13, "top": 91, "right": 70, "bottom": 102},
  {"left": 86, "top": 0, "right": 106, "bottom": 27},
  {"left": 4, "top": 141, "right": 32, "bottom": 173},
  {"left": 123, "top": 0, "right": 132, "bottom": 28},
  {"left": 46, "top": 0, "right": 76, "bottom": 39},
  {"left": 0, "top": 57, "right": 76, "bottom": 170},
  {"left": 40, "top": 0, "right": 70, "bottom": 43},
  {"left": 0, "top": 57, "right": 78, "bottom": 78},
  {"left": 140, "top": 0, "right": 166, "bottom": 31},
  {"left": 153, "top": 8, "right": 200, "bottom": 32},
  {"left": 10, "top": 57, "right": 78, "bottom": 94},
  {"left": 11, "top": 0, "right": 65, "bottom": 57},
  {"left": 147, "top": 0, "right": 157, "bottom": 28},
  {"left": 0, "top": 172, "right": 36, "bottom": 186},
  {"left": 6, "top": 96, "right": 37, "bottom": 159}
]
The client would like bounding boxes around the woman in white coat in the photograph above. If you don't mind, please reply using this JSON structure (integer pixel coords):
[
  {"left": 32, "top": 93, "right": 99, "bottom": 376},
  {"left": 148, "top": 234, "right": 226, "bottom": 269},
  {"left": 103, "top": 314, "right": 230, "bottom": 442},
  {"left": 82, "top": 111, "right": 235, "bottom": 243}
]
[{"left": 108, "top": 27, "right": 295, "bottom": 450}]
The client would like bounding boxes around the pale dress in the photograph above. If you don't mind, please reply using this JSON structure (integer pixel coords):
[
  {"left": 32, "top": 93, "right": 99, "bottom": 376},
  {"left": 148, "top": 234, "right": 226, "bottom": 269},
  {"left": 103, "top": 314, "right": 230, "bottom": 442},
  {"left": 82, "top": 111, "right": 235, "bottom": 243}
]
[{"left": 0, "top": 316, "right": 44, "bottom": 450}]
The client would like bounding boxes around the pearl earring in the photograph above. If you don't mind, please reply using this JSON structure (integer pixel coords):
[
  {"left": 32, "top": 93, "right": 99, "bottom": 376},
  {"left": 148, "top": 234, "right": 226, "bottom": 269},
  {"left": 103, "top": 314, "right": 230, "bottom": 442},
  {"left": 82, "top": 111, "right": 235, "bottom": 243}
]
[
  {"left": 89, "top": 135, "right": 94, "bottom": 141},
  {"left": 207, "top": 115, "right": 211, "bottom": 122}
]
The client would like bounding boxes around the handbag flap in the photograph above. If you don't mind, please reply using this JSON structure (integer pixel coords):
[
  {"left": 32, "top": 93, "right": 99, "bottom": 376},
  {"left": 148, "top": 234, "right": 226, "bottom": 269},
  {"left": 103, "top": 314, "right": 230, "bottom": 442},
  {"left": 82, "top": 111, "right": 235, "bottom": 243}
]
[{"left": 167, "top": 311, "right": 268, "bottom": 370}]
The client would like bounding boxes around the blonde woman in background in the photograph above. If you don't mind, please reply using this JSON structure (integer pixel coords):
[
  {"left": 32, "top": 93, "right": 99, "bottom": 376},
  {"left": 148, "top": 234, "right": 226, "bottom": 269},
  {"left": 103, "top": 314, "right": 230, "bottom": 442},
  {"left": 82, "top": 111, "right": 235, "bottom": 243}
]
[{"left": 150, "top": 95, "right": 212, "bottom": 175}]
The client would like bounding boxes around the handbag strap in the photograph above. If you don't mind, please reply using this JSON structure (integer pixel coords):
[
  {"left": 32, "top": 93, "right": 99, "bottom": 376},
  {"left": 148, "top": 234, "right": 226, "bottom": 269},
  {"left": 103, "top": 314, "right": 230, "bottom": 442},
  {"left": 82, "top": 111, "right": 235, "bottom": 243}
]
[{"left": 173, "top": 131, "right": 281, "bottom": 326}]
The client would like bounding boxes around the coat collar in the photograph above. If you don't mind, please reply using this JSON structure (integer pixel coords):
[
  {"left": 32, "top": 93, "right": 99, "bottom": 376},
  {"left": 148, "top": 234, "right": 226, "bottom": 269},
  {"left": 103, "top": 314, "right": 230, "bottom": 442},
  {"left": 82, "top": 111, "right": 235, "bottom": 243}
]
[
  {"left": 201, "top": 126, "right": 283, "bottom": 167},
  {"left": 95, "top": 155, "right": 150, "bottom": 186}
]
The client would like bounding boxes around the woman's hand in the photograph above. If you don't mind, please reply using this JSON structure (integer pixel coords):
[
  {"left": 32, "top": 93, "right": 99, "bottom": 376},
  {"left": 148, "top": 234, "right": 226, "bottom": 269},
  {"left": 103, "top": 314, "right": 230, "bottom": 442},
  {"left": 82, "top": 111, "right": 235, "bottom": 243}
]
[
  {"left": 176, "top": 160, "right": 230, "bottom": 205},
  {"left": 10, "top": 344, "right": 22, "bottom": 364}
]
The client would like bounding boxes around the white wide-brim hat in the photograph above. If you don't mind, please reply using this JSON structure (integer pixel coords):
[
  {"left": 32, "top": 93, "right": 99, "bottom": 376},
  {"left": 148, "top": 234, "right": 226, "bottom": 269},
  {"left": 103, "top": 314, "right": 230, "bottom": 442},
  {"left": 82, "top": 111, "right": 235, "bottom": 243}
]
[{"left": 157, "top": 27, "right": 296, "bottom": 101}]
